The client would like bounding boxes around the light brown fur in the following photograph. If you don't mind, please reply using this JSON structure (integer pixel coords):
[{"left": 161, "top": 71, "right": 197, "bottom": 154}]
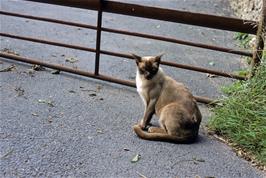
[{"left": 132, "top": 53, "right": 202, "bottom": 143}]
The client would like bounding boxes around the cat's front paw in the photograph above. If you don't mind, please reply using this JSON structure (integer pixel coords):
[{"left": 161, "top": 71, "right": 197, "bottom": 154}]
[{"left": 138, "top": 119, "right": 146, "bottom": 130}]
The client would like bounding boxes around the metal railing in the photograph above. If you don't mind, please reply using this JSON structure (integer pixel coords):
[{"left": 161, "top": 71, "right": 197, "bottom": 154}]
[{"left": 0, "top": 0, "right": 264, "bottom": 104}]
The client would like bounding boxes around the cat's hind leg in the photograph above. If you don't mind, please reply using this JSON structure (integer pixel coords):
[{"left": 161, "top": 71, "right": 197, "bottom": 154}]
[{"left": 148, "top": 127, "right": 167, "bottom": 134}]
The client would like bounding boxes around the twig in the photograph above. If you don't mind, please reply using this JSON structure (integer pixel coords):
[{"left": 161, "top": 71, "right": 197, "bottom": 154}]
[{"left": 136, "top": 171, "right": 147, "bottom": 178}]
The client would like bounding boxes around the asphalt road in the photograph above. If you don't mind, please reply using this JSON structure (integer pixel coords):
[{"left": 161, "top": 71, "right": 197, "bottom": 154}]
[{"left": 0, "top": 0, "right": 264, "bottom": 177}]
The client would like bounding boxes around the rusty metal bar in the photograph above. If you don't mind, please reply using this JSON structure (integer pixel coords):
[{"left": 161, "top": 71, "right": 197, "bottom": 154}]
[
  {"left": 100, "top": 50, "right": 247, "bottom": 80},
  {"left": 0, "top": 52, "right": 214, "bottom": 104},
  {"left": 0, "top": 10, "right": 253, "bottom": 57},
  {"left": 0, "top": 52, "right": 135, "bottom": 87},
  {"left": 0, "top": 32, "right": 246, "bottom": 80},
  {"left": 0, "top": 33, "right": 96, "bottom": 53},
  {"left": 24, "top": 0, "right": 257, "bottom": 34},
  {"left": 94, "top": 1, "right": 103, "bottom": 75},
  {"left": 101, "top": 27, "right": 253, "bottom": 57},
  {"left": 0, "top": 11, "right": 97, "bottom": 30},
  {"left": 250, "top": 1, "right": 266, "bottom": 77}
]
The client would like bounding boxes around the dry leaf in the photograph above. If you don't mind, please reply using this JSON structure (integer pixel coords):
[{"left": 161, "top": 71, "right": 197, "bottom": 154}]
[
  {"left": 207, "top": 74, "right": 218, "bottom": 78},
  {"left": 48, "top": 116, "right": 53, "bottom": 123},
  {"left": 96, "top": 85, "right": 102, "bottom": 91},
  {"left": 38, "top": 99, "right": 55, "bottom": 107},
  {"left": 96, "top": 129, "right": 104, "bottom": 134},
  {"left": 32, "top": 65, "right": 45, "bottom": 71},
  {"left": 51, "top": 70, "right": 60, "bottom": 74},
  {"left": 65, "top": 57, "right": 78, "bottom": 63},
  {"left": 131, "top": 154, "right": 141, "bottom": 163},
  {"left": 15, "top": 87, "right": 24, "bottom": 97},
  {"left": 0, "top": 65, "right": 16, "bottom": 72},
  {"left": 208, "top": 61, "right": 215, "bottom": 66},
  {"left": 32, "top": 113, "right": 39, "bottom": 117},
  {"left": 27, "top": 69, "right": 35, "bottom": 76},
  {"left": 2, "top": 48, "right": 19, "bottom": 56}
]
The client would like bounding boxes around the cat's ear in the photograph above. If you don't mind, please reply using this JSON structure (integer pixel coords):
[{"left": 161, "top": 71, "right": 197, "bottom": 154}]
[
  {"left": 130, "top": 53, "right": 142, "bottom": 65},
  {"left": 155, "top": 53, "right": 164, "bottom": 63}
]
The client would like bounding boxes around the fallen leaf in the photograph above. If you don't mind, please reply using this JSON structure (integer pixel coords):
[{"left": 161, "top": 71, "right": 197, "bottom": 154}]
[
  {"left": 196, "top": 158, "right": 205, "bottom": 162},
  {"left": 65, "top": 57, "right": 78, "bottom": 63},
  {"left": 32, "top": 113, "right": 39, "bottom": 117},
  {"left": 123, "top": 148, "right": 130, "bottom": 151},
  {"left": 38, "top": 99, "right": 55, "bottom": 107},
  {"left": 207, "top": 74, "right": 218, "bottom": 78},
  {"left": 208, "top": 61, "right": 215, "bottom": 66},
  {"left": 96, "top": 85, "right": 102, "bottom": 91},
  {"left": 96, "top": 129, "right": 104, "bottom": 134},
  {"left": 15, "top": 87, "right": 24, "bottom": 97},
  {"left": 48, "top": 116, "right": 53, "bottom": 123},
  {"left": 68, "top": 90, "right": 76, "bottom": 93},
  {"left": 89, "top": 93, "right": 97, "bottom": 97},
  {"left": 0, "top": 65, "right": 16, "bottom": 72},
  {"left": 2, "top": 48, "right": 19, "bottom": 56},
  {"left": 27, "top": 69, "right": 35, "bottom": 76},
  {"left": 51, "top": 70, "right": 60, "bottom": 74},
  {"left": 32, "top": 65, "right": 45, "bottom": 71},
  {"left": 192, "top": 157, "right": 205, "bottom": 163},
  {"left": 131, "top": 154, "right": 141, "bottom": 163}
]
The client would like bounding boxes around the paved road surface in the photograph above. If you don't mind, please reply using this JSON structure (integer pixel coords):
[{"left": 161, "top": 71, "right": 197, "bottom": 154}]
[{"left": 1, "top": 0, "right": 264, "bottom": 177}]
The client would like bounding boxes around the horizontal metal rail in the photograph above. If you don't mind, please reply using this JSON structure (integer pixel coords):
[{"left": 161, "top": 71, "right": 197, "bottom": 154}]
[
  {"left": 0, "top": 11, "right": 253, "bottom": 57},
  {"left": 0, "top": 32, "right": 246, "bottom": 80},
  {"left": 100, "top": 50, "right": 247, "bottom": 80},
  {"left": 0, "top": 33, "right": 96, "bottom": 53},
  {"left": 0, "top": 10, "right": 98, "bottom": 30},
  {"left": 24, "top": 0, "right": 257, "bottom": 34},
  {"left": 0, "top": 52, "right": 214, "bottom": 104}
]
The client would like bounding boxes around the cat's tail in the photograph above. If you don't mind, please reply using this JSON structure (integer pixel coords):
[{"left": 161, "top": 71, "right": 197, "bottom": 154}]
[{"left": 133, "top": 125, "right": 197, "bottom": 144}]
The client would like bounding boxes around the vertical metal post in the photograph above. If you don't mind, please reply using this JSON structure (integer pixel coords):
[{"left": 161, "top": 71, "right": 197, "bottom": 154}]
[
  {"left": 250, "top": 0, "right": 265, "bottom": 77},
  {"left": 95, "top": 0, "right": 103, "bottom": 75}
]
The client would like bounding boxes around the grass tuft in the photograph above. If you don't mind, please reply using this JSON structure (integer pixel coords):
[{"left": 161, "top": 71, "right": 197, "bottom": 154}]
[{"left": 208, "top": 58, "right": 266, "bottom": 165}]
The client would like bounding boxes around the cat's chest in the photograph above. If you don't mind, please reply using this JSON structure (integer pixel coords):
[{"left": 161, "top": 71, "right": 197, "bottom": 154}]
[
  {"left": 136, "top": 72, "right": 147, "bottom": 104},
  {"left": 136, "top": 72, "right": 144, "bottom": 93}
]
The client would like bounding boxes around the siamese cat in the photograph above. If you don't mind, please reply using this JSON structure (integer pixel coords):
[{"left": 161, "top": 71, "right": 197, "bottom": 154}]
[{"left": 132, "top": 53, "right": 202, "bottom": 143}]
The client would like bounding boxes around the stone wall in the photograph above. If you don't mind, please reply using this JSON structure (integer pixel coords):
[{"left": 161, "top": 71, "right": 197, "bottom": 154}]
[{"left": 229, "top": 0, "right": 262, "bottom": 21}]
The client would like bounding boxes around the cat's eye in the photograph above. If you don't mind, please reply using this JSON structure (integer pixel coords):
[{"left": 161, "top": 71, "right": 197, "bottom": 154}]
[{"left": 139, "top": 69, "right": 145, "bottom": 74}]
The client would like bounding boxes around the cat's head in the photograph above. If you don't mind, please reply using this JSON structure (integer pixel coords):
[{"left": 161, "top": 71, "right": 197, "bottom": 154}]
[{"left": 131, "top": 53, "right": 164, "bottom": 80}]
